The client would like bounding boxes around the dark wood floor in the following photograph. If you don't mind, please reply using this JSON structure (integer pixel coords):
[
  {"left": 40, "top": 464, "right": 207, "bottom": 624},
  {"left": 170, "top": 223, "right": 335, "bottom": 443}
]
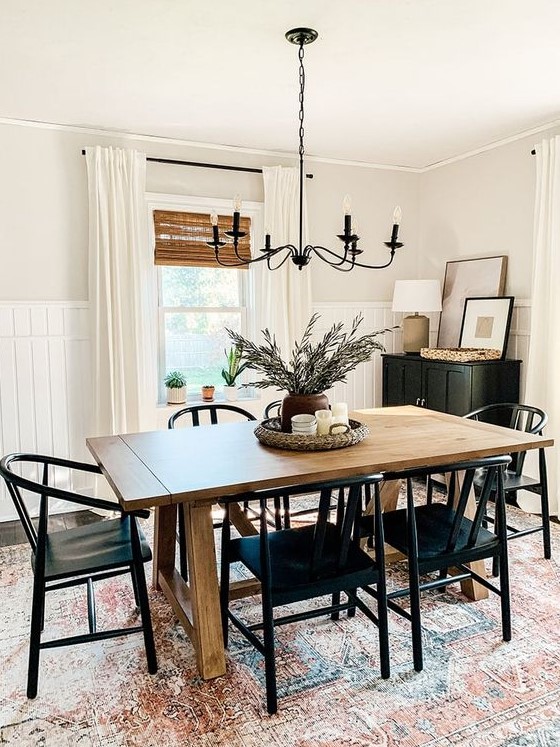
[{"left": 0, "top": 511, "right": 103, "bottom": 548}]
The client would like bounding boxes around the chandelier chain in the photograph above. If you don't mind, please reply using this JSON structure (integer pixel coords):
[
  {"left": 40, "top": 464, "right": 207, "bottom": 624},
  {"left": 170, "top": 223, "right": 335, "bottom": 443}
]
[{"left": 298, "top": 42, "right": 305, "bottom": 160}]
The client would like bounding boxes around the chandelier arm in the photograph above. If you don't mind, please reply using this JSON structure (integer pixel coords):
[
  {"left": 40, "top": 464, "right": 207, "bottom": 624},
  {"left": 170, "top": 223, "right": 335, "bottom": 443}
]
[
  {"left": 267, "top": 249, "right": 295, "bottom": 271},
  {"left": 213, "top": 246, "right": 288, "bottom": 269},
  {"left": 311, "top": 244, "right": 397, "bottom": 270},
  {"left": 310, "top": 246, "right": 356, "bottom": 272},
  {"left": 307, "top": 244, "right": 351, "bottom": 267}
]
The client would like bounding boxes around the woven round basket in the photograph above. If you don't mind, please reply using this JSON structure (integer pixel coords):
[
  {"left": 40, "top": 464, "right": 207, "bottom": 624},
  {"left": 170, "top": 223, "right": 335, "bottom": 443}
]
[
  {"left": 254, "top": 418, "right": 369, "bottom": 452},
  {"left": 420, "top": 347, "right": 502, "bottom": 362}
]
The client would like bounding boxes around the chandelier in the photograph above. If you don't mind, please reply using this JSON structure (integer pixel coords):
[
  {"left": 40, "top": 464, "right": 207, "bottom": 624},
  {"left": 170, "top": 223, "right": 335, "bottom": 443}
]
[{"left": 207, "top": 27, "right": 404, "bottom": 272}]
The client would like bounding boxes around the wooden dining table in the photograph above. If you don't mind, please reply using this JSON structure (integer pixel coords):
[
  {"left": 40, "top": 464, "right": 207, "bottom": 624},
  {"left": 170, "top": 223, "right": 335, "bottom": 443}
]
[{"left": 86, "top": 405, "right": 553, "bottom": 681}]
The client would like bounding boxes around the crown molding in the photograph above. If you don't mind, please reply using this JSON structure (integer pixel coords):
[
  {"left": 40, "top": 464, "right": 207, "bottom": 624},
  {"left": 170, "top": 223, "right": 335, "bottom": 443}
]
[
  {"left": 422, "top": 119, "right": 560, "bottom": 171},
  {"left": 0, "top": 117, "right": 420, "bottom": 173},
  {"left": 2, "top": 115, "right": 560, "bottom": 173}
]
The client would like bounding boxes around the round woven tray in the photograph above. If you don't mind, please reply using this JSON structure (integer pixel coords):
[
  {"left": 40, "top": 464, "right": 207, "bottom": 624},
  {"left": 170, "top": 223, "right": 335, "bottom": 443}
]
[
  {"left": 420, "top": 347, "right": 502, "bottom": 362},
  {"left": 254, "top": 417, "right": 369, "bottom": 452}
]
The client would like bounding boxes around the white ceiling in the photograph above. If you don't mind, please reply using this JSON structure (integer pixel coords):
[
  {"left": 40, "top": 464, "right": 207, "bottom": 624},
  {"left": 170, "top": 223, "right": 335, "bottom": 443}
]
[{"left": 2, "top": 0, "right": 560, "bottom": 169}]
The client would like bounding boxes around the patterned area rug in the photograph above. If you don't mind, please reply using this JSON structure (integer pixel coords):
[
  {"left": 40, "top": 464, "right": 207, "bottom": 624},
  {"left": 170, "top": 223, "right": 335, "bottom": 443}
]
[{"left": 1, "top": 500, "right": 559, "bottom": 746}]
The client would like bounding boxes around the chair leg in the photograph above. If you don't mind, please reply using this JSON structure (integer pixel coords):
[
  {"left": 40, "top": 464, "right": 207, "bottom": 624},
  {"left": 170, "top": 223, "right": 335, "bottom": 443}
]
[
  {"left": 130, "top": 564, "right": 140, "bottom": 607},
  {"left": 282, "top": 494, "right": 291, "bottom": 529},
  {"left": 220, "top": 506, "right": 231, "bottom": 648},
  {"left": 261, "top": 583, "right": 277, "bottom": 714},
  {"left": 409, "top": 573, "right": 423, "bottom": 671},
  {"left": 330, "top": 591, "right": 341, "bottom": 621},
  {"left": 498, "top": 547, "right": 511, "bottom": 642},
  {"left": 177, "top": 503, "right": 189, "bottom": 581},
  {"left": 426, "top": 476, "right": 433, "bottom": 505},
  {"left": 492, "top": 495, "right": 501, "bottom": 577},
  {"left": 273, "top": 496, "right": 282, "bottom": 530},
  {"left": 27, "top": 574, "right": 45, "bottom": 699},
  {"left": 130, "top": 519, "right": 158, "bottom": 674},
  {"left": 539, "top": 450, "right": 552, "bottom": 560}
]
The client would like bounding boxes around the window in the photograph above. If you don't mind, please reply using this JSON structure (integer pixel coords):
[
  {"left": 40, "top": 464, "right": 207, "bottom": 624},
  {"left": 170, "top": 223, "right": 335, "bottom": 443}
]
[
  {"left": 158, "top": 264, "right": 248, "bottom": 398},
  {"left": 149, "top": 195, "right": 261, "bottom": 403}
]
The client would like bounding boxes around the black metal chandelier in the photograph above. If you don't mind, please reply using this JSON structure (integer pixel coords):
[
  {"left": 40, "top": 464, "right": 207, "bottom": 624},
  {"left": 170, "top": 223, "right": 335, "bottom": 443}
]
[{"left": 207, "top": 27, "right": 404, "bottom": 272}]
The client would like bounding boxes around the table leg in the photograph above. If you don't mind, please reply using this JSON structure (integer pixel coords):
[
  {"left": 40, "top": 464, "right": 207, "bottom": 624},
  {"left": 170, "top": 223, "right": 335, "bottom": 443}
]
[
  {"left": 182, "top": 502, "right": 226, "bottom": 679},
  {"left": 153, "top": 502, "right": 226, "bottom": 679},
  {"left": 152, "top": 504, "right": 177, "bottom": 590},
  {"left": 450, "top": 472, "right": 489, "bottom": 601}
]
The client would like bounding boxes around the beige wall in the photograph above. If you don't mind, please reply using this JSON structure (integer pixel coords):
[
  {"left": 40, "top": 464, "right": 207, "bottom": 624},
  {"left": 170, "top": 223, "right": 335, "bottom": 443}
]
[
  {"left": 3, "top": 119, "right": 560, "bottom": 305},
  {"left": 418, "top": 125, "right": 560, "bottom": 298},
  {"left": 0, "top": 121, "right": 419, "bottom": 304}
]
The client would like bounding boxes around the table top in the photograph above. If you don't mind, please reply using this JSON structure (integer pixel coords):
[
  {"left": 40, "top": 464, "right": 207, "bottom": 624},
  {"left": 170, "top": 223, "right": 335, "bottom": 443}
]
[{"left": 86, "top": 405, "right": 554, "bottom": 511}]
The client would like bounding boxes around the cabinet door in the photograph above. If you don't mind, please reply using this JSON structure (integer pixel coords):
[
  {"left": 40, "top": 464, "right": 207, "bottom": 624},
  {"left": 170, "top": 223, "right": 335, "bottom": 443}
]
[
  {"left": 422, "top": 362, "right": 472, "bottom": 415},
  {"left": 383, "top": 357, "right": 422, "bottom": 406}
]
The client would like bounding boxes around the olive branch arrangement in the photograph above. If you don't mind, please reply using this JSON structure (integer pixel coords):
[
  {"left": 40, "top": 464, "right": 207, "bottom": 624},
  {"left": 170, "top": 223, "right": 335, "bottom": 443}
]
[{"left": 227, "top": 313, "right": 392, "bottom": 395}]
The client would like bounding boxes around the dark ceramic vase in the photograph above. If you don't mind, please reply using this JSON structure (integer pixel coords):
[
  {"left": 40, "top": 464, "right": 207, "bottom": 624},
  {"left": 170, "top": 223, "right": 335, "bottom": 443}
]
[{"left": 280, "top": 392, "right": 329, "bottom": 433}]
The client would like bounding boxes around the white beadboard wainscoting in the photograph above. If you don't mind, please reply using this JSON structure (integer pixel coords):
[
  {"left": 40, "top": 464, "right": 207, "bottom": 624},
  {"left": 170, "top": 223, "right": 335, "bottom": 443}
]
[
  {"left": 0, "top": 302, "right": 92, "bottom": 520},
  {"left": 0, "top": 299, "right": 530, "bottom": 521},
  {"left": 314, "top": 299, "right": 531, "bottom": 409}
]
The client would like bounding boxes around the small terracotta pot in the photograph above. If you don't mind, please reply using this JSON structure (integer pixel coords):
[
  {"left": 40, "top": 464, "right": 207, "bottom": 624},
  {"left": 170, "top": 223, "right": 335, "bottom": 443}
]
[
  {"left": 202, "top": 386, "right": 215, "bottom": 402},
  {"left": 280, "top": 392, "right": 329, "bottom": 433}
]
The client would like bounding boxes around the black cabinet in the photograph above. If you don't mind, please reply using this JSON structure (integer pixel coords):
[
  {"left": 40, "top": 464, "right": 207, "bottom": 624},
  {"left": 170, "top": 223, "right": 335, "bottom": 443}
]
[{"left": 382, "top": 354, "right": 521, "bottom": 417}]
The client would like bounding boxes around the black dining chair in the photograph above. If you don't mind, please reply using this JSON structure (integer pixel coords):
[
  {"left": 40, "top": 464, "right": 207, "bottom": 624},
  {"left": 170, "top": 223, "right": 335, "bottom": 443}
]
[
  {"left": 168, "top": 403, "right": 257, "bottom": 580},
  {"left": 359, "top": 456, "right": 512, "bottom": 672},
  {"left": 220, "top": 473, "right": 390, "bottom": 715},
  {"left": 0, "top": 452, "right": 157, "bottom": 698},
  {"left": 427, "top": 403, "right": 550, "bottom": 571},
  {"left": 262, "top": 399, "right": 339, "bottom": 530},
  {"left": 469, "top": 404, "right": 550, "bottom": 563}
]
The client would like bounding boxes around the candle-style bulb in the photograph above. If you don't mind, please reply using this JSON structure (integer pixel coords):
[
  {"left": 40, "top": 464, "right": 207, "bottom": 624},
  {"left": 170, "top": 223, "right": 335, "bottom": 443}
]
[
  {"left": 393, "top": 205, "right": 402, "bottom": 225},
  {"left": 233, "top": 194, "right": 242, "bottom": 212},
  {"left": 210, "top": 212, "right": 218, "bottom": 226},
  {"left": 342, "top": 194, "right": 352, "bottom": 215}
]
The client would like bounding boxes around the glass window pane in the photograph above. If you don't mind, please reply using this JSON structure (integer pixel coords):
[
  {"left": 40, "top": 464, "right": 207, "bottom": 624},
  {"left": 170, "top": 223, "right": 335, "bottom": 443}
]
[
  {"left": 164, "top": 311, "right": 242, "bottom": 389},
  {"left": 161, "top": 266, "right": 240, "bottom": 308}
]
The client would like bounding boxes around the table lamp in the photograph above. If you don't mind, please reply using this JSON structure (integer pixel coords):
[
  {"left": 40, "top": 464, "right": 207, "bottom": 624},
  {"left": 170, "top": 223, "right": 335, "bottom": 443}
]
[{"left": 392, "top": 279, "right": 442, "bottom": 354}]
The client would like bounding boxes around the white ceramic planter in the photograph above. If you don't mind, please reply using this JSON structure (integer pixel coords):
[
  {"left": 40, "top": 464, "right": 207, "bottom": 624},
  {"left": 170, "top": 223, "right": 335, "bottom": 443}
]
[
  {"left": 167, "top": 386, "right": 186, "bottom": 405},
  {"left": 223, "top": 385, "right": 238, "bottom": 402}
]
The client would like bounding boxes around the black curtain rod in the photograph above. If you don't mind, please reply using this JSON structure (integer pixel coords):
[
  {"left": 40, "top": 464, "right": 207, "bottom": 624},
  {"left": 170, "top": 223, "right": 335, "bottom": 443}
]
[{"left": 80, "top": 150, "right": 313, "bottom": 178}]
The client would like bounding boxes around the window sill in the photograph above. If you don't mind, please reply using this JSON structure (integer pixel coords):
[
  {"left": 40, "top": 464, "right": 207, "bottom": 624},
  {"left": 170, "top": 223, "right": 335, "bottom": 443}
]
[{"left": 157, "top": 390, "right": 261, "bottom": 409}]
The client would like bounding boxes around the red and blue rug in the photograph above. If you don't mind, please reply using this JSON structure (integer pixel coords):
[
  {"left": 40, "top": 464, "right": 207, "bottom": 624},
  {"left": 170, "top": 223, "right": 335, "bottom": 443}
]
[{"left": 0, "top": 504, "right": 559, "bottom": 746}]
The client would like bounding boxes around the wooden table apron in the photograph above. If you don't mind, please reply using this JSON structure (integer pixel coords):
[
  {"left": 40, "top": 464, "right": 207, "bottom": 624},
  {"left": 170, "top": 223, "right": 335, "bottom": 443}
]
[{"left": 86, "top": 406, "right": 553, "bottom": 680}]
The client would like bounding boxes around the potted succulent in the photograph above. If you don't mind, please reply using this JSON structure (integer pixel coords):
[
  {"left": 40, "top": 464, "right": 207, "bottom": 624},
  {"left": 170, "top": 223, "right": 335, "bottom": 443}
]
[
  {"left": 227, "top": 313, "right": 390, "bottom": 431},
  {"left": 221, "top": 345, "right": 250, "bottom": 401},
  {"left": 201, "top": 384, "right": 215, "bottom": 402},
  {"left": 164, "top": 370, "right": 187, "bottom": 405}
]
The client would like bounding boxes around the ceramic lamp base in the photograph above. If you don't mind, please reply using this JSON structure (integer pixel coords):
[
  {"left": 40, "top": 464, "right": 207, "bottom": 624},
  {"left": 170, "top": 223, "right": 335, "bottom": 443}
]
[{"left": 402, "top": 314, "right": 429, "bottom": 354}]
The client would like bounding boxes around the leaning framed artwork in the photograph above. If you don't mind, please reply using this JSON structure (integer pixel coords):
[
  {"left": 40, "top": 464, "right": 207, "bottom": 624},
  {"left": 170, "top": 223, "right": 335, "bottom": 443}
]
[
  {"left": 437, "top": 256, "right": 508, "bottom": 348},
  {"left": 459, "top": 296, "right": 514, "bottom": 359}
]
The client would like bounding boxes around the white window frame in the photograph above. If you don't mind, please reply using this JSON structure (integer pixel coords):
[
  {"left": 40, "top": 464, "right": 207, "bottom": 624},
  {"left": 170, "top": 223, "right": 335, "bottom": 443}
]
[{"left": 146, "top": 193, "right": 263, "bottom": 404}]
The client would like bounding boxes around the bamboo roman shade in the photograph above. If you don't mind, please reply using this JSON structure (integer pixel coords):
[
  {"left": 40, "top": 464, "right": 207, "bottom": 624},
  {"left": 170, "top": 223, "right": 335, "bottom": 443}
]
[{"left": 153, "top": 210, "right": 252, "bottom": 269}]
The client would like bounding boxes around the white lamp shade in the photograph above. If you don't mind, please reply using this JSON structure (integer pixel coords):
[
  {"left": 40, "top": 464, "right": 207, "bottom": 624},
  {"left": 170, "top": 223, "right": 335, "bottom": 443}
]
[{"left": 392, "top": 279, "right": 442, "bottom": 313}]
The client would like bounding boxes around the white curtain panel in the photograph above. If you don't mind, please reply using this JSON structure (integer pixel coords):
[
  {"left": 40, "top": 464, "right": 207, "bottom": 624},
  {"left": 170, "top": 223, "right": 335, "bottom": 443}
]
[
  {"left": 255, "top": 166, "right": 312, "bottom": 357},
  {"left": 85, "top": 146, "right": 157, "bottom": 437},
  {"left": 523, "top": 135, "right": 560, "bottom": 515}
]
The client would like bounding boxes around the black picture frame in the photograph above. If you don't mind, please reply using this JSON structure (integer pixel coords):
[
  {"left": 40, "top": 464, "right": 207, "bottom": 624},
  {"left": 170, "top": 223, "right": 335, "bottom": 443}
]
[{"left": 459, "top": 296, "right": 514, "bottom": 360}]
